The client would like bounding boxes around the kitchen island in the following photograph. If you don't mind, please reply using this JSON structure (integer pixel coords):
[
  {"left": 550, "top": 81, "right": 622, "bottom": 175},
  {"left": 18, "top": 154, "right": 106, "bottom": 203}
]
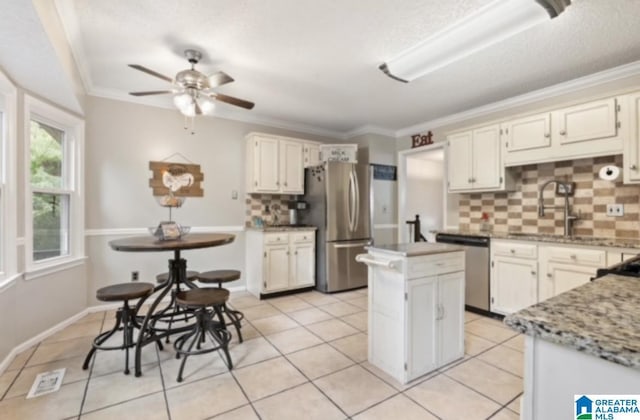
[
  {"left": 504, "top": 274, "right": 640, "bottom": 419},
  {"left": 357, "top": 242, "right": 465, "bottom": 384}
]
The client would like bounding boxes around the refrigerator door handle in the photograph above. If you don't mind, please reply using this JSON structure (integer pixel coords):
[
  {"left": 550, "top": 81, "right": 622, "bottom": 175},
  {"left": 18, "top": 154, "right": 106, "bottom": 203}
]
[
  {"left": 333, "top": 241, "right": 371, "bottom": 248},
  {"left": 353, "top": 166, "right": 360, "bottom": 231},
  {"left": 348, "top": 170, "right": 356, "bottom": 232}
]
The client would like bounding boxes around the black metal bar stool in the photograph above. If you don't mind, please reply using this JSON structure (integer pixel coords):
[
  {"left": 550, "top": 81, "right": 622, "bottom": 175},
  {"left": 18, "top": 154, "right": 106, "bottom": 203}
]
[
  {"left": 196, "top": 270, "right": 244, "bottom": 343},
  {"left": 173, "top": 288, "right": 233, "bottom": 382},
  {"left": 83, "top": 282, "right": 158, "bottom": 375},
  {"left": 153, "top": 270, "right": 200, "bottom": 343}
]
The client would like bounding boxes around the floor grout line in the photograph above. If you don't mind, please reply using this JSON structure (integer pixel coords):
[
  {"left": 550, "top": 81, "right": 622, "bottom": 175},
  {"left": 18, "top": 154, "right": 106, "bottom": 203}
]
[{"left": 2, "top": 290, "right": 526, "bottom": 419}]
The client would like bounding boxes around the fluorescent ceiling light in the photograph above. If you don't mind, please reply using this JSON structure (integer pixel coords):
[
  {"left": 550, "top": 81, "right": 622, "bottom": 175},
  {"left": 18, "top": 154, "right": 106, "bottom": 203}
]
[{"left": 380, "top": 0, "right": 571, "bottom": 83}]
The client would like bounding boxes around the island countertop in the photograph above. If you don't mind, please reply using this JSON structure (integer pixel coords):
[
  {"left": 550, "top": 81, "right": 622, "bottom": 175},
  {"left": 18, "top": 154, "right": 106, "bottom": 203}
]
[
  {"left": 366, "top": 242, "right": 464, "bottom": 257},
  {"left": 504, "top": 274, "right": 640, "bottom": 369}
]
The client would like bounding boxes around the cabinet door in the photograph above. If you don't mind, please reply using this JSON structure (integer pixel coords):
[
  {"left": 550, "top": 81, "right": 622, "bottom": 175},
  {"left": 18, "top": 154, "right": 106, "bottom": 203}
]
[
  {"left": 280, "top": 140, "right": 304, "bottom": 194},
  {"left": 253, "top": 137, "right": 280, "bottom": 192},
  {"left": 491, "top": 257, "right": 538, "bottom": 315},
  {"left": 504, "top": 113, "right": 551, "bottom": 153},
  {"left": 290, "top": 242, "right": 315, "bottom": 288},
  {"left": 447, "top": 131, "right": 473, "bottom": 191},
  {"left": 438, "top": 271, "right": 465, "bottom": 366},
  {"left": 555, "top": 98, "right": 618, "bottom": 145},
  {"left": 406, "top": 276, "right": 438, "bottom": 381},
  {"left": 264, "top": 244, "right": 290, "bottom": 292},
  {"left": 625, "top": 92, "right": 640, "bottom": 182},
  {"left": 472, "top": 125, "right": 501, "bottom": 190},
  {"left": 304, "top": 143, "right": 321, "bottom": 167},
  {"left": 541, "top": 262, "right": 596, "bottom": 301}
]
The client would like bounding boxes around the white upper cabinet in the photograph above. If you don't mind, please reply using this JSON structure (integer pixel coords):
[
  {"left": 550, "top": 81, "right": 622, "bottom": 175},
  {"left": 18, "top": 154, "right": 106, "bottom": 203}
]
[
  {"left": 503, "top": 96, "right": 624, "bottom": 166},
  {"left": 502, "top": 112, "right": 552, "bottom": 165},
  {"left": 246, "top": 133, "right": 317, "bottom": 195},
  {"left": 447, "top": 124, "right": 514, "bottom": 193},
  {"left": 555, "top": 98, "right": 618, "bottom": 145},
  {"left": 624, "top": 91, "right": 640, "bottom": 183},
  {"left": 279, "top": 140, "right": 304, "bottom": 194},
  {"left": 303, "top": 143, "right": 321, "bottom": 167}
]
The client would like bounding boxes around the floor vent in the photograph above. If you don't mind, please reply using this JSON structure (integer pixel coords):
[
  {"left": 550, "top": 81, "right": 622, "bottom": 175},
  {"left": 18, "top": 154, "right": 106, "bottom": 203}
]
[{"left": 27, "top": 368, "right": 66, "bottom": 399}]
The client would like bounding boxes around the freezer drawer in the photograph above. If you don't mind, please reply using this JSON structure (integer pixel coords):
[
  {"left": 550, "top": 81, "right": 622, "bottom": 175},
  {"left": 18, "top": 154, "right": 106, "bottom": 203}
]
[{"left": 325, "top": 240, "right": 369, "bottom": 292}]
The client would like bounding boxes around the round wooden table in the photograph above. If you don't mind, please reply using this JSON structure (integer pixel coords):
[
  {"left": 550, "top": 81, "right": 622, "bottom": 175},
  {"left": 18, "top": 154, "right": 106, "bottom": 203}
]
[{"left": 109, "top": 233, "right": 235, "bottom": 376}]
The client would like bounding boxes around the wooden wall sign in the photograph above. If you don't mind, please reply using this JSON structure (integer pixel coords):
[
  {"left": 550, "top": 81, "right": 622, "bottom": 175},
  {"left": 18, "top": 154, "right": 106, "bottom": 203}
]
[
  {"left": 411, "top": 131, "right": 434, "bottom": 148},
  {"left": 149, "top": 161, "right": 204, "bottom": 197}
]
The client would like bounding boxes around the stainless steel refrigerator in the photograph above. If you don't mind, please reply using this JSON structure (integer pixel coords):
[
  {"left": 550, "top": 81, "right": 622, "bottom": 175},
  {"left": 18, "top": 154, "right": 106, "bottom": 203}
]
[{"left": 301, "top": 161, "right": 372, "bottom": 292}]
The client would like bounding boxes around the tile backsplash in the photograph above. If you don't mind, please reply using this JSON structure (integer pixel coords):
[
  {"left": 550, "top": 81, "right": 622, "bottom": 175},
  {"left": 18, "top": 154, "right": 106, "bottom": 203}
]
[
  {"left": 458, "top": 155, "right": 640, "bottom": 238},
  {"left": 245, "top": 194, "right": 294, "bottom": 227}
]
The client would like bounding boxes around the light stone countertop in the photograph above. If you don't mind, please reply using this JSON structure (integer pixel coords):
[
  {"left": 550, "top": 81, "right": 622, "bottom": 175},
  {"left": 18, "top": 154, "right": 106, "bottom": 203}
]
[
  {"left": 436, "top": 228, "right": 640, "bottom": 250},
  {"left": 504, "top": 274, "right": 640, "bottom": 369},
  {"left": 366, "top": 242, "right": 464, "bottom": 257}
]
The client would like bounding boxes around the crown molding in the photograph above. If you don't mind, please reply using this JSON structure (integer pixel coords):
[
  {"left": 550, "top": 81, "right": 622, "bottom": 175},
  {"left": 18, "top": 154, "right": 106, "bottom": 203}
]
[{"left": 395, "top": 59, "right": 640, "bottom": 138}]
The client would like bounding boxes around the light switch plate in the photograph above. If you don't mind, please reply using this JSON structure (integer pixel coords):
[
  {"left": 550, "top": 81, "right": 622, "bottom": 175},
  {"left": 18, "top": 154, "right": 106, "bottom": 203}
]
[{"left": 606, "top": 203, "right": 624, "bottom": 216}]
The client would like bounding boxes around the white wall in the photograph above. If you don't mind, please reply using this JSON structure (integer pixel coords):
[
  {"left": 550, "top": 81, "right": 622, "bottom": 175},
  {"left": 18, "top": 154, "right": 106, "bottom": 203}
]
[
  {"left": 84, "top": 95, "right": 337, "bottom": 304},
  {"left": 347, "top": 133, "right": 398, "bottom": 244},
  {"left": 405, "top": 156, "right": 443, "bottom": 241}
]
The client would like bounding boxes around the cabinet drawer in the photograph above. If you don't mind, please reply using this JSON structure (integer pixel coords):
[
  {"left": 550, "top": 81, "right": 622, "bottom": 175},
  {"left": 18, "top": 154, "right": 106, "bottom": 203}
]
[
  {"left": 264, "top": 233, "right": 289, "bottom": 244},
  {"left": 493, "top": 242, "right": 537, "bottom": 259},
  {"left": 407, "top": 253, "right": 464, "bottom": 279},
  {"left": 291, "top": 231, "right": 314, "bottom": 243},
  {"left": 545, "top": 246, "right": 606, "bottom": 267}
]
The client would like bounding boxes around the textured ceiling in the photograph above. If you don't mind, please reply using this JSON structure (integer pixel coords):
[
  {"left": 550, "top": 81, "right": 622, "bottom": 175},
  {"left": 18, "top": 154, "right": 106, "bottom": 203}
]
[{"left": 36, "top": 1, "right": 640, "bottom": 135}]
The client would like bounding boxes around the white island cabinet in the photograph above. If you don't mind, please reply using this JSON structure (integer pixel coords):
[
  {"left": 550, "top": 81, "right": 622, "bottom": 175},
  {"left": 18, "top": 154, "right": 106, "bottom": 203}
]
[{"left": 356, "top": 243, "right": 465, "bottom": 384}]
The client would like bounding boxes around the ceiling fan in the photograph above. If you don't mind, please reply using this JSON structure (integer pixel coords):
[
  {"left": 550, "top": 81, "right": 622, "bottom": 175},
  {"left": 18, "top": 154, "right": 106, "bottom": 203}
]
[{"left": 128, "top": 49, "right": 255, "bottom": 117}]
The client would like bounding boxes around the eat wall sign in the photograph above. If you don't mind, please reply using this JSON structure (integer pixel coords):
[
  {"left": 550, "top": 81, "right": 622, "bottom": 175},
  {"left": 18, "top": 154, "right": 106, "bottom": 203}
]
[{"left": 411, "top": 131, "right": 434, "bottom": 148}]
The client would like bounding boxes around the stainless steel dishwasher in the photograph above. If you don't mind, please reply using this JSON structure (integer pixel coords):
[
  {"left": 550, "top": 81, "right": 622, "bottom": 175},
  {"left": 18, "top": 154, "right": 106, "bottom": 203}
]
[{"left": 435, "top": 233, "right": 490, "bottom": 312}]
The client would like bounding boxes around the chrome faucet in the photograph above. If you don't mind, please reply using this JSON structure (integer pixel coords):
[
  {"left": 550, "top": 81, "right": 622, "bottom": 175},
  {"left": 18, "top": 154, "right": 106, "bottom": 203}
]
[{"left": 538, "top": 180, "right": 579, "bottom": 237}]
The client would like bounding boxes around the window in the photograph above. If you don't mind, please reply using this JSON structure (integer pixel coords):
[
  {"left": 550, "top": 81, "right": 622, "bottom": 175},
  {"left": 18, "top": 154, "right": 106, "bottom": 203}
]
[
  {"left": 0, "top": 70, "right": 17, "bottom": 283},
  {"left": 25, "top": 96, "right": 84, "bottom": 274},
  {"left": 30, "top": 120, "right": 70, "bottom": 261}
]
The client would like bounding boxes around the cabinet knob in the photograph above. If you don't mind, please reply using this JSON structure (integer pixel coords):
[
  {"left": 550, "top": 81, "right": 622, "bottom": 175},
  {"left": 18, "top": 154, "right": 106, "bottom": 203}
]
[
  {"left": 547, "top": 273, "right": 552, "bottom": 278},
  {"left": 284, "top": 182, "right": 288, "bottom": 186},
  {"left": 276, "top": 181, "right": 280, "bottom": 186},
  {"left": 544, "top": 133, "right": 550, "bottom": 138},
  {"left": 560, "top": 130, "right": 567, "bottom": 136},
  {"left": 531, "top": 271, "right": 536, "bottom": 276},
  {"left": 254, "top": 181, "right": 258, "bottom": 186},
  {"left": 510, "top": 249, "right": 515, "bottom": 254},
  {"left": 570, "top": 254, "right": 577, "bottom": 259},
  {"left": 631, "top": 164, "right": 638, "bottom": 170}
]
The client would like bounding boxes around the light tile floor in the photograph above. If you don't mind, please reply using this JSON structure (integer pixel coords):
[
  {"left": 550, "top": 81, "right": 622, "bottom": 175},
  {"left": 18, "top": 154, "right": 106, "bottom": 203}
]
[{"left": 0, "top": 289, "right": 523, "bottom": 419}]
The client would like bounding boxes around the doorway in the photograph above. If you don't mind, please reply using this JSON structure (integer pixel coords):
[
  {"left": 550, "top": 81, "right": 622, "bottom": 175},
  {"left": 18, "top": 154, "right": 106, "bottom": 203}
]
[{"left": 397, "top": 143, "right": 458, "bottom": 243}]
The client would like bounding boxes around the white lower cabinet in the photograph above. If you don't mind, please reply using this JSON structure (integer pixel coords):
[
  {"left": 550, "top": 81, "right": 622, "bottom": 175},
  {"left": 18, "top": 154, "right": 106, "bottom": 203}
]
[
  {"left": 491, "top": 240, "right": 610, "bottom": 315},
  {"left": 491, "top": 257, "right": 538, "bottom": 315},
  {"left": 366, "top": 250, "right": 465, "bottom": 384},
  {"left": 246, "top": 230, "right": 316, "bottom": 297}
]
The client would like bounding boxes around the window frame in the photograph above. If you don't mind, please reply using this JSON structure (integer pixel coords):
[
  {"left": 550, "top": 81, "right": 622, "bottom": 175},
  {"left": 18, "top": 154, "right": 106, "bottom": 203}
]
[
  {"left": 0, "top": 71, "right": 17, "bottom": 287},
  {"left": 24, "top": 95, "right": 85, "bottom": 279}
]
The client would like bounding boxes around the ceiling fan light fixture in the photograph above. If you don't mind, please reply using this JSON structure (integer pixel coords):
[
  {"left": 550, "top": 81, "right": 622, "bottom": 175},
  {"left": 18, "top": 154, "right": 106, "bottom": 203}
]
[
  {"left": 380, "top": 0, "right": 571, "bottom": 83},
  {"left": 199, "top": 96, "right": 216, "bottom": 114},
  {"left": 173, "top": 92, "right": 192, "bottom": 110}
]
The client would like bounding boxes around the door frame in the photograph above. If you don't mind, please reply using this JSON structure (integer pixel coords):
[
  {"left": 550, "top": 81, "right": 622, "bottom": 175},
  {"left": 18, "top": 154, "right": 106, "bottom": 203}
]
[{"left": 397, "top": 142, "right": 448, "bottom": 243}]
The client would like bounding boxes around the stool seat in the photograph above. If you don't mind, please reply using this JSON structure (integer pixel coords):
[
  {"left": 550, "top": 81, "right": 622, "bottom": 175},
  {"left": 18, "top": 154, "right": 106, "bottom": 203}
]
[
  {"left": 156, "top": 270, "right": 199, "bottom": 283},
  {"left": 176, "top": 288, "right": 230, "bottom": 309},
  {"left": 197, "top": 270, "right": 240, "bottom": 284},
  {"left": 96, "top": 282, "right": 154, "bottom": 302}
]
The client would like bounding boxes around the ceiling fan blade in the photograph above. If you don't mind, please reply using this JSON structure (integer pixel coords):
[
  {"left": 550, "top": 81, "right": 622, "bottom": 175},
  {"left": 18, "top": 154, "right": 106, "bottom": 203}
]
[
  {"left": 212, "top": 93, "right": 255, "bottom": 110},
  {"left": 129, "top": 90, "right": 173, "bottom": 96},
  {"left": 128, "top": 64, "right": 173, "bottom": 83},
  {"left": 208, "top": 71, "right": 234, "bottom": 87}
]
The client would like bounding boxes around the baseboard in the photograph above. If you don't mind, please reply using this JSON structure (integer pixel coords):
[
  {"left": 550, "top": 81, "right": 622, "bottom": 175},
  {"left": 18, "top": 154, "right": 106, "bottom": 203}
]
[{"left": 0, "top": 285, "right": 247, "bottom": 375}]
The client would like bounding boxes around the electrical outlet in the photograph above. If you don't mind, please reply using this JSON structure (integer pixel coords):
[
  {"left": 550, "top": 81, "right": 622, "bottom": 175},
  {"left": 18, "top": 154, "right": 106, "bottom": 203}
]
[
  {"left": 131, "top": 271, "right": 139, "bottom": 281},
  {"left": 606, "top": 204, "right": 624, "bottom": 217},
  {"left": 231, "top": 190, "right": 238, "bottom": 200},
  {"left": 382, "top": 205, "right": 388, "bottom": 214}
]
